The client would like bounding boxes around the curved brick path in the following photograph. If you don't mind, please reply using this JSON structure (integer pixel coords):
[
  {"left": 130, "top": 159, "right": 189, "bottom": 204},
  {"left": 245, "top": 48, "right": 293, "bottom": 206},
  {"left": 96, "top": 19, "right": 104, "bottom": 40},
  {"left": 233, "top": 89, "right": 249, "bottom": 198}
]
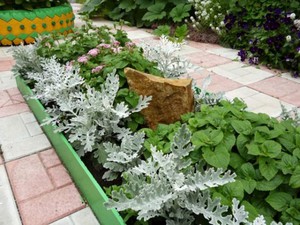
[{"left": 1, "top": 3, "right": 300, "bottom": 225}]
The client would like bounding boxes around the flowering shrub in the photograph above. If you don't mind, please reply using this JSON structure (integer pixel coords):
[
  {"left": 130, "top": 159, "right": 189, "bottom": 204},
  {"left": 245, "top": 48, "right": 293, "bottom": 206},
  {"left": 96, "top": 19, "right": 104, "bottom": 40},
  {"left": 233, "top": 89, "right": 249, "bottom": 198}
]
[
  {"left": 220, "top": 0, "right": 300, "bottom": 75},
  {"left": 188, "top": 0, "right": 227, "bottom": 34}
]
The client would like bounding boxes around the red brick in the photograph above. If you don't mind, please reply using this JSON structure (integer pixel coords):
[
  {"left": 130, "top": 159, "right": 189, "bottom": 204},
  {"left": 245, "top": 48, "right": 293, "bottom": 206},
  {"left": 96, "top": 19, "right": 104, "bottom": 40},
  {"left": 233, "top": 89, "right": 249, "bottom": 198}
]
[
  {"left": 280, "top": 91, "right": 300, "bottom": 107},
  {"left": 39, "top": 149, "right": 61, "bottom": 168},
  {"left": 48, "top": 165, "right": 72, "bottom": 188},
  {"left": 0, "top": 103, "right": 30, "bottom": 118},
  {"left": 0, "top": 90, "right": 10, "bottom": 107},
  {"left": 11, "top": 94, "right": 25, "bottom": 104},
  {"left": 185, "top": 53, "right": 231, "bottom": 68},
  {"left": 7, "top": 87, "right": 21, "bottom": 96},
  {"left": 19, "top": 184, "right": 85, "bottom": 225},
  {"left": 188, "top": 41, "right": 220, "bottom": 51},
  {"left": 0, "top": 60, "right": 14, "bottom": 72},
  {"left": 6, "top": 154, "right": 54, "bottom": 202},
  {"left": 249, "top": 77, "right": 300, "bottom": 98}
]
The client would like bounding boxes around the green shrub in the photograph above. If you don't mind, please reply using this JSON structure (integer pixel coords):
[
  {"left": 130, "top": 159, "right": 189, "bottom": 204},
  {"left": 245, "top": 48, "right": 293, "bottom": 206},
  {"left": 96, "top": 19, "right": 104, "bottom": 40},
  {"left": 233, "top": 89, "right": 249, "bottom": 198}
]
[
  {"left": 0, "top": 0, "right": 68, "bottom": 10},
  {"left": 79, "top": 0, "right": 192, "bottom": 27},
  {"left": 142, "top": 99, "right": 300, "bottom": 224}
]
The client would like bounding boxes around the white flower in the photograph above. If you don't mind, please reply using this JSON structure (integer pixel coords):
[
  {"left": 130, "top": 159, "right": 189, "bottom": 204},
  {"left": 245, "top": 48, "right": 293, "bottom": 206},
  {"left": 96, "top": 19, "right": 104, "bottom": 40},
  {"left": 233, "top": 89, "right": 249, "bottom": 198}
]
[
  {"left": 294, "top": 19, "right": 300, "bottom": 30},
  {"left": 220, "top": 21, "right": 225, "bottom": 27},
  {"left": 289, "top": 13, "right": 296, "bottom": 20},
  {"left": 216, "top": 27, "right": 220, "bottom": 31},
  {"left": 201, "top": 11, "right": 207, "bottom": 16},
  {"left": 286, "top": 35, "right": 292, "bottom": 42}
]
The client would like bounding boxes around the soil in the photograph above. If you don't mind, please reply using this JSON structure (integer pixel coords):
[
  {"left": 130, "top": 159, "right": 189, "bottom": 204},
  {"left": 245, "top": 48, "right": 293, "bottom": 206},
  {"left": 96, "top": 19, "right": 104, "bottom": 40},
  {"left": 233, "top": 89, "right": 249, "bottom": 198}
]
[{"left": 187, "top": 25, "right": 220, "bottom": 44}]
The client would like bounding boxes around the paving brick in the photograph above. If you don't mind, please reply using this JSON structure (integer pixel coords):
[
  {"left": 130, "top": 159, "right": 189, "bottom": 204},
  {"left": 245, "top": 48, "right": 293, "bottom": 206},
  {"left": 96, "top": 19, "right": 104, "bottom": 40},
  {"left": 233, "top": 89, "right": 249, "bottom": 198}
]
[
  {"left": 188, "top": 54, "right": 231, "bottom": 68},
  {"left": 207, "top": 47, "right": 239, "bottom": 60},
  {"left": 48, "top": 165, "right": 72, "bottom": 188},
  {"left": 50, "top": 217, "right": 74, "bottom": 225},
  {"left": 6, "top": 154, "right": 54, "bottom": 202},
  {"left": 0, "top": 71, "right": 16, "bottom": 90},
  {"left": 25, "top": 121, "right": 43, "bottom": 136},
  {"left": 2, "top": 134, "right": 51, "bottom": 161},
  {"left": 6, "top": 87, "right": 20, "bottom": 96},
  {"left": 280, "top": 91, "right": 300, "bottom": 107},
  {"left": 19, "top": 184, "right": 85, "bottom": 225},
  {"left": 39, "top": 148, "right": 61, "bottom": 168},
  {"left": 0, "top": 114, "right": 30, "bottom": 145},
  {"left": 177, "top": 45, "right": 203, "bottom": 56},
  {"left": 249, "top": 77, "right": 300, "bottom": 98},
  {"left": 70, "top": 207, "right": 100, "bottom": 225},
  {"left": 225, "top": 87, "right": 259, "bottom": 100},
  {"left": 281, "top": 72, "right": 300, "bottom": 83},
  {"left": 0, "top": 154, "right": 3, "bottom": 164},
  {"left": 20, "top": 111, "right": 37, "bottom": 124},
  {"left": 0, "top": 90, "right": 10, "bottom": 107},
  {"left": 0, "top": 165, "right": 22, "bottom": 225},
  {"left": 0, "top": 103, "right": 30, "bottom": 118},
  {"left": 193, "top": 72, "right": 242, "bottom": 93},
  {"left": 0, "top": 60, "right": 13, "bottom": 72},
  {"left": 126, "top": 30, "right": 155, "bottom": 40},
  {"left": 188, "top": 41, "right": 220, "bottom": 51}
]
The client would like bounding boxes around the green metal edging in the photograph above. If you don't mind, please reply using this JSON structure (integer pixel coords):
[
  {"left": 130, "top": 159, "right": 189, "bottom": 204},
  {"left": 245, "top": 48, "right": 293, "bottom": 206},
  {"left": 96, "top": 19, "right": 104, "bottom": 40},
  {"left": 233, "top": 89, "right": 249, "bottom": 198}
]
[{"left": 16, "top": 76, "right": 125, "bottom": 225}]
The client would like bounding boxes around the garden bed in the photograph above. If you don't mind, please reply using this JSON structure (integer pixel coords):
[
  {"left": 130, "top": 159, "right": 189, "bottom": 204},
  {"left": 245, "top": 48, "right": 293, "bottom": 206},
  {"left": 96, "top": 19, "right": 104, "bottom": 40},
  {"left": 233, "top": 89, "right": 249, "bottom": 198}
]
[{"left": 16, "top": 76, "right": 125, "bottom": 225}]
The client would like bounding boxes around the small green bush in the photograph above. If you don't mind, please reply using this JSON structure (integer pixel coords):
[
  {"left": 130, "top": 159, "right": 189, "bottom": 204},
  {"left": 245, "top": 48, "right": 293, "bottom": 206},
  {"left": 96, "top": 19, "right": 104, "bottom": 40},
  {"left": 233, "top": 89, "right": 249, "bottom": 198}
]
[
  {"left": 79, "top": 0, "right": 192, "bottom": 27},
  {"left": 142, "top": 99, "right": 300, "bottom": 224}
]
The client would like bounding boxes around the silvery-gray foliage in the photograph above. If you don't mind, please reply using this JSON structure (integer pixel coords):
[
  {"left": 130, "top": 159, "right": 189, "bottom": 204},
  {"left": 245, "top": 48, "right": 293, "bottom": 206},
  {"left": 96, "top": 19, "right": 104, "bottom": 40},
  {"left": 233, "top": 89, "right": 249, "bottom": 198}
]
[
  {"left": 26, "top": 57, "right": 151, "bottom": 156},
  {"left": 10, "top": 43, "right": 42, "bottom": 77},
  {"left": 106, "top": 124, "right": 292, "bottom": 225},
  {"left": 141, "top": 35, "right": 197, "bottom": 79},
  {"left": 102, "top": 131, "right": 145, "bottom": 181},
  {"left": 106, "top": 124, "right": 237, "bottom": 224},
  {"left": 194, "top": 75, "right": 224, "bottom": 111}
]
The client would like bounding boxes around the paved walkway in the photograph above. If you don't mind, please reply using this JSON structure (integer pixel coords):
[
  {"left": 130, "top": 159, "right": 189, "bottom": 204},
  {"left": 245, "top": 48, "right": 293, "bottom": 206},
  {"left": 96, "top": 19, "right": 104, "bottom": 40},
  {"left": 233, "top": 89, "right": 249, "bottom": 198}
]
[{"left": 1, "top": 4, "right": 300, "bottom": 225}]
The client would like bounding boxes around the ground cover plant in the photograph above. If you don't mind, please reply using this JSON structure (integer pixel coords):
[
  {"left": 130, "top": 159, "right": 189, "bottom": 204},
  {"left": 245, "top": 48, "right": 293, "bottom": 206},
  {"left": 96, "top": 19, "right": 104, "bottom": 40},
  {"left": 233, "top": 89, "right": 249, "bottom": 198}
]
[
  {"left": 11, "top": 21, "right": 297, "bottom": 225},
  {"left": 79, "top": 0, "right": 192, "bottom": 28}
]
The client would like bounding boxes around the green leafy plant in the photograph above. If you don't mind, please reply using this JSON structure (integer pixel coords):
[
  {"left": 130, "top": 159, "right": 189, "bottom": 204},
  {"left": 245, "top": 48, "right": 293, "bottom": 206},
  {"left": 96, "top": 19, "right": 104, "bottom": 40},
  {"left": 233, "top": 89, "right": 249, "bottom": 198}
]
[
  {"left": 153, "top": 24, "right": 189, "bottom": 43},
  {"left": 142, "top": 99, "right": 300, "bottom": 224},
  {"left": 80, "top": 0, "right": 192, "bottom": 27}
]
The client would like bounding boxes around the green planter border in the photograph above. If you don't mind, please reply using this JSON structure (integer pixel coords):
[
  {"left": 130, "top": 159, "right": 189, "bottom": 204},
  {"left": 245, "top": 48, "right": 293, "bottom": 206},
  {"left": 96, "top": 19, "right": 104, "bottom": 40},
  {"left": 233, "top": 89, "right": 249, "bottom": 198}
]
[{"left": 16, "top": 76, "right": 125, "bottom": 225}]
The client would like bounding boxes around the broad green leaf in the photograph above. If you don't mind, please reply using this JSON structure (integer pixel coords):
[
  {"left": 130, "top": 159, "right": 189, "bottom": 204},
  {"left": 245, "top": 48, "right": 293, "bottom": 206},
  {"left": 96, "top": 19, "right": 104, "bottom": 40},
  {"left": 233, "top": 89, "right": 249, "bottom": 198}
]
[
  {"left": 289, "top": 166, "right": 300, "bottom": 188},
  {"left": 80, "top": 0, "right": 106, "bottom": 14},
  {"left": 236, "top": 134, "right": 250, "bottom": 159},
  {"left": 153, "top": 25, "right": 170, "bottom": 37},
  {"left": 202, "top": 145, "right": 230, "bottom": 168},
  {"left": 191, "top": 131, "right": 210, "bottom": 147},
  {"left": 261, "top": 140, "right": 281, "bottom": 158},
  {"left": 266, "top": 192, "right": 293, "bottom": 212},
  {"left": 293, "top": 148, "right": 300, "bottom": 159},
  {"left": 136, "top": 0, "right": 153, "bottom": 8},
  {"left": 240, "top": 178, "right": 256, "bottom": 194},
  {"left": 174, "top": 24, "right": 188, "bottom": 42},
  {"left": 239, "top": 163, "right": 256, "bottom": 179},
  {"left": 231, "top": 120, "right": 252, "bottom": 135},
  {"left": 229, "top": 152, "right": 245, "bottom": 169},
  {"left": 221, "top": 133, "right": 236, "bottom": 151},
  {"left": 277, "top": 153, "right": 298, "bottom": 175},
  {"left": 242, "top": 200, "right": 259, "bottom": 221},
  {"left": 142, "top": 3, "right": 166, "bottom": 22},
  {"left": 278, "top": 134, "right": 295, "bottom": 152},
  {"left": 209, "top": 129, "right": 224, "bottom": 146},
  {"left": 258, "top": 157, "right": 278, "bottom": 181},
  {"left": 119, "top": 0, "right": 136, "bottom": 12},
  {"left": 188, "top": 117, "right": 207, "bottom": 128},
  {"left": 169, "top": 3, "right": 191, "bottom": 22},
  {"left": 256, "top": 174, "right": 284, "bottom": 191},
  {"left": 222, "top": 181, "right": 244, "bottom": 200},
  {"left": 246, "top": 143, "right": 260, "bottom": 156}
]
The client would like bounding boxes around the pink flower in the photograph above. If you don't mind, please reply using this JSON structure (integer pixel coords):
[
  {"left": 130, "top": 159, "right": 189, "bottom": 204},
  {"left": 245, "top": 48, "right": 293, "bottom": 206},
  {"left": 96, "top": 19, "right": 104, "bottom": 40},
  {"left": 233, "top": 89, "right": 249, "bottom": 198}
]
[
  {"left": 125, "top": 42, "right": 136, "bottom": 48},
  {"left": 98, "top": 43, "right": 111, "bottom": 49},
  {"left": 112, "top": 47, "right": 122, "bottom": 53},
  {"left": 65, "top": 60, "right": 74, "bottom": 71},
  {"left": 113, "top": 40, "right": 120, "bottom": 46},
  {"left": 91, "top": 65, "right": 104, "bottom": 74},
  {"left": 88, "top": 48, "right": 99, "bottom": 57},
  {"left": 77, "top": 55, "right": 89, "bottom": 64}
]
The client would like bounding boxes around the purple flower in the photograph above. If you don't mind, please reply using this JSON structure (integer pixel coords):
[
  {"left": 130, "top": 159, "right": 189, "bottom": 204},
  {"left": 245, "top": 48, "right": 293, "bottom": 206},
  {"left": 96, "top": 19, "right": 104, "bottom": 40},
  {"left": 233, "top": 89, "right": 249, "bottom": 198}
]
[
  {"left": 113, "top": 40, "right": 120, "bottom": 46},
  {"left": 238, "top": 49, "right": 247, "bottom": 61},
  {"left": 91, "top": 65, "right": 104, "bottom": 74},
  {"left": 249, "top": 57, "right": 259, "bottom": 65},
  {"left": 78, "top": 55, "right": 89, "bottom": 64},
  {"left": 88, "top": 48, "right": 99, "bottom": 57},
  {"left": 297, "top": 47, "right": 300, "bottom": 53}
]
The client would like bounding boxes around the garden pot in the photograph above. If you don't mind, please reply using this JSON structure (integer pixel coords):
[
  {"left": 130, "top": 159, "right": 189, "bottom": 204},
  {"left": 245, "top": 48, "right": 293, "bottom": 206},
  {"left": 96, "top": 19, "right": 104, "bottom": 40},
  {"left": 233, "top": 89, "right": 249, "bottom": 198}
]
[
  {"left": 16, "top": 76, "right": 125, "bottom": 225},
  {"left": 0, "top": 3, "right": 74, "bottom": 46}
]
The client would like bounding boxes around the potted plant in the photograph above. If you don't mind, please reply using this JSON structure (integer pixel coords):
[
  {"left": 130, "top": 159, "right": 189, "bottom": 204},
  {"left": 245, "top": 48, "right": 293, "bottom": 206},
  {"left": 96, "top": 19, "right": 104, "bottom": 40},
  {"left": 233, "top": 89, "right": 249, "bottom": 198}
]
[{"left": 0, "top": 0, "right": 75, "bottom": 45}]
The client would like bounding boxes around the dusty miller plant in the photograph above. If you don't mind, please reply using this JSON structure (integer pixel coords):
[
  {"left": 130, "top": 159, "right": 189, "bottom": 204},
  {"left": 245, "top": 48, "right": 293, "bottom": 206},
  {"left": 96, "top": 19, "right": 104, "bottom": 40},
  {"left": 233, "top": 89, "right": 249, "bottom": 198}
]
[
  {"left": 141, "top": 35, "right": 196, "bottom": 79},
  {"left": 10, "top": 42, "right": 43, "bottom": 78},
  {"left": 106, "top": 124, "right": 293, "bottom": 225},
  {"left": 26, "top": 57, "right": 151, "bottom": 156},
  {"left": 279, "top": 103, "right": 300, "bottom": 127}
]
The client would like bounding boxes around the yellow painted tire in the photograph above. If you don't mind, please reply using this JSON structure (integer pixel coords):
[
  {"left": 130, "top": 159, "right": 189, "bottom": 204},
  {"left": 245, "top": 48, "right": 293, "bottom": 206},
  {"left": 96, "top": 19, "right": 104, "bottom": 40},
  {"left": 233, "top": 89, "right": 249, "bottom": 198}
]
[{"left": 0, "top": 3, "right": 74, "bottom": 46}]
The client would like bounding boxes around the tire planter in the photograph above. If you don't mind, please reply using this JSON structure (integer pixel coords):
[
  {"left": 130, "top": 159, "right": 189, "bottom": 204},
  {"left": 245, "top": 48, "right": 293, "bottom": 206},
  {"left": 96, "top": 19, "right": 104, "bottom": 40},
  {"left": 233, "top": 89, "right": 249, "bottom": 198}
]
[
  {"left": 0, "top": 3, "right": 74, "bottom": 46},
  {"left": 16, "top": 76, "right": 126, "bottom": 225}
]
